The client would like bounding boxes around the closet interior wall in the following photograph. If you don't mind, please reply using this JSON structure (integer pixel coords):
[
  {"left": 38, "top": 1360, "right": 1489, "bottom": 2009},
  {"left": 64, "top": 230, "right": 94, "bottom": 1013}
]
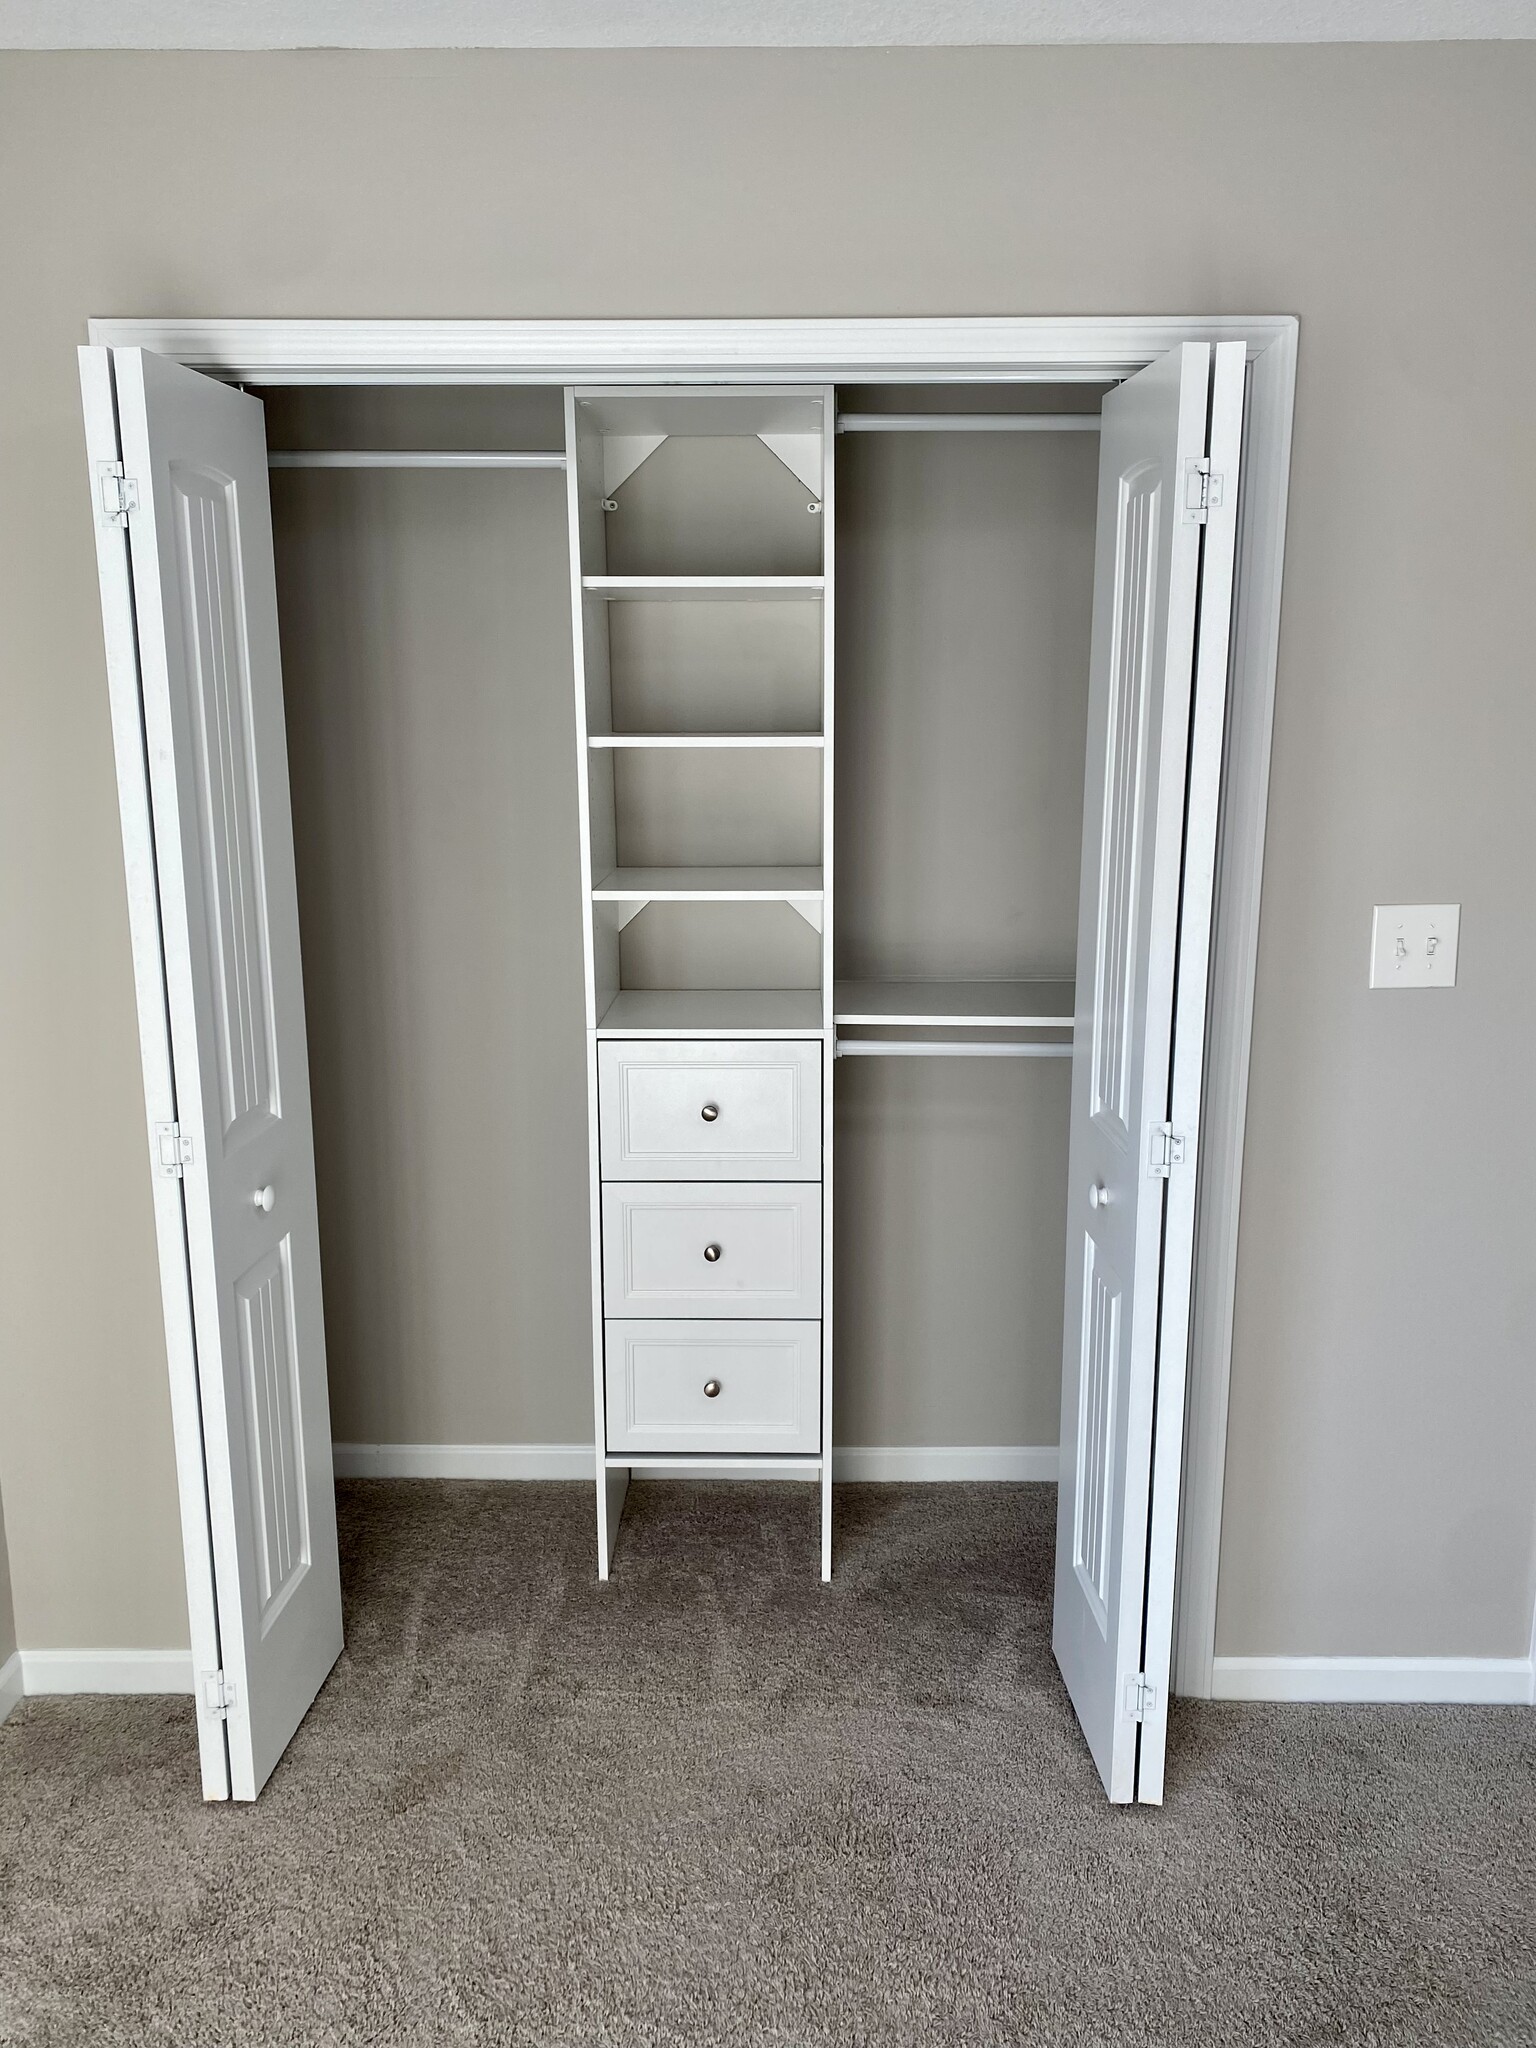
[
  {"left": 264, "top": 386, "right": 594, "bottom": 1449},
  {"left": 261, "top": 382, "right": 1101, "bottom": 1461},
  {"left": 834, "top": 386, "right": 1100, "bottom": 1449}
]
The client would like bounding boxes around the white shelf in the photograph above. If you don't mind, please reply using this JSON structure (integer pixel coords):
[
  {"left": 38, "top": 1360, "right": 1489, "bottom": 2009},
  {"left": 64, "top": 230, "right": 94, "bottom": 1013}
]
[
  {"left": 583, "top": 576, "right": 825, "bottom": 602},
  {"left": 836, "top": 414, "right": 1099, "bottom": 434},
  {"left": 833, "top": 979, "right": 1075, "bottom": 1029},
  {"left": 604, "top": 1455, "right": 823, "bottom": 1474},
  {"left": 596, "top": 989, "right": 825, "bottom": 1036},
  {"left": 594, "top": 866, "right": 823, "bottom": 902},
  {"left": 589, "top": 733, "right": 824, "bottom": 749},
  {"left": 269, "top": 449, "right": 566, "bottom": 469}
]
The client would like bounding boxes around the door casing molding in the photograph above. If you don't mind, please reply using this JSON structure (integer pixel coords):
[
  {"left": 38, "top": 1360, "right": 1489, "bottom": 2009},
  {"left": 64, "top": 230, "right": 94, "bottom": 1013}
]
[{"left": 88, "top": 313, "right": 1298, "bottom": 1697}]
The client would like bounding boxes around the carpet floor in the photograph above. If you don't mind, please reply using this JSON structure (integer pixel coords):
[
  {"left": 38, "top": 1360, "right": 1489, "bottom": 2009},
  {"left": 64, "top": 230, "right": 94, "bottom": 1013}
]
[{"left": 1, "top": 1480, "right": 1532, "bottom": 2047}]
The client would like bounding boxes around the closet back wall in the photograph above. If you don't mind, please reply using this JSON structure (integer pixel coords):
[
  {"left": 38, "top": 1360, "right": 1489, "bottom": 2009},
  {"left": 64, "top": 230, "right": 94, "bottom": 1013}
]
[
  {"left": 834, "top": 423, "right": 1097, "bottom": 1450},
  {"left": 262, "top": 389, "right": 1093, "bottom": 1456},
  {"left": 266, "top": 388, "right": 593, "bottom": 1449}
]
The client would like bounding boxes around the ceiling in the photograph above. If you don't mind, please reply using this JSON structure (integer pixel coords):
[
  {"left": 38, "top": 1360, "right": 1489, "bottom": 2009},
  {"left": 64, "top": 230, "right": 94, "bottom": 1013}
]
[{"left": 1, "top": 0, "right": 1532, "bottom": 48}]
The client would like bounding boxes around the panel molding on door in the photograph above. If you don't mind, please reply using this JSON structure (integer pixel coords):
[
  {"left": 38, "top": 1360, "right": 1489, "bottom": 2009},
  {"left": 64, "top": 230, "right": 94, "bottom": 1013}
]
[
  {"left": 602, "top": 1182, "right": 821, "bottom": 1318},
  {"left": 605, "top": 1319, "right": 821, "bottom": 1455},
  {"left": 598, "top": 1039, "right": 821, "bottom": 1179}
]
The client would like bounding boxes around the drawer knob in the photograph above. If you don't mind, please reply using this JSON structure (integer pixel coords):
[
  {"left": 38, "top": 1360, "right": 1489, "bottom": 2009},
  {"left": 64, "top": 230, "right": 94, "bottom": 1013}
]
[
  {"left": 1089, "top": 1180, "right": 1108, "bottom": 1210},
  {"left": 253, "top": 1185, "right": 276, "bottom": 1213},
  {"left": 703, "top": 1379, "right": 721, "bottom": 1399},
  {"left": 700, "top": 1101, "right": 720, "bottom": 1123},
  {"left": 703, "top": 1242, "right": 722, "bottom": 1263}
]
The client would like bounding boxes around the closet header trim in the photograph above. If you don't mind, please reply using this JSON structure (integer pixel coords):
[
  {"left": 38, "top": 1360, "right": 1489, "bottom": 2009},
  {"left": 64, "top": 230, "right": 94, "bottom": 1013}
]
[{"left": 86, "top": 316, "right": 1297, "bottom": 386}]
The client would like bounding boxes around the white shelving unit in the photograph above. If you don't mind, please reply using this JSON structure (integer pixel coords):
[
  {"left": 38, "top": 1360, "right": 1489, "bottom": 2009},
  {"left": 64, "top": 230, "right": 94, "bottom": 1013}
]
[{"left": 566, "top": 385, "right": 836, "bottom": 1580}]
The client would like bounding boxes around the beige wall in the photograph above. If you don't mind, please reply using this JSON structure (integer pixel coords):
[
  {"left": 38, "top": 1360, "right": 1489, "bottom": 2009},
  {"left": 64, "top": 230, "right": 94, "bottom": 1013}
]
[{"left": 0, "top": 46, "right": 1532, "bottom": 1663}]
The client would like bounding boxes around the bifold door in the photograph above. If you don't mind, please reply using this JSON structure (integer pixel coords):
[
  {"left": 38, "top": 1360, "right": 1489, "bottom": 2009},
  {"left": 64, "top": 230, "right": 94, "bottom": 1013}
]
[
  {"left": 80, "top": 347, "right": 342, "bottom": 1801},
  {"left": 1052, "top": 341, "right": 1246, "bottom": 1803}
]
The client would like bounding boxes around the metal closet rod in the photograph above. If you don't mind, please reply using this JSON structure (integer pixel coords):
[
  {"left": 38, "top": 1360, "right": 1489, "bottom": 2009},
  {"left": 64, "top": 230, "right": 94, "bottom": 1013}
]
[
  {"left": 835, "top": 1040, "right": 1073, "bottom": 1059},
  {"left": 267, "top": 450, "right": 567, "bottom": 469},
  {"left": 835, "top": 414, "right": 1100, "bottom": 434}
]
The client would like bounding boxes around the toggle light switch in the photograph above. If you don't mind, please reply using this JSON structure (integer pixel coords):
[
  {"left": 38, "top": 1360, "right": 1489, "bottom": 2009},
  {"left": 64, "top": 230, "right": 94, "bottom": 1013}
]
[{"left": 1369, "top": 904, "right": 1460, "bottom": 989}]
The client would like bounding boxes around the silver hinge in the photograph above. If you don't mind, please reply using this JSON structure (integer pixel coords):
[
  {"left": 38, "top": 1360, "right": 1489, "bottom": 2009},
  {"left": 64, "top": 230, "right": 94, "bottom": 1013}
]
[
  {"left": 202, "top": 1670, "right": 236, "bottom": 1719},
  {"left": 98, "top": 461, "right": 140, "bottom": 528},
  {"left": 1183, "top": 456, "right": 1225, "bottom": 524},
  {"left": 1147, "top": 1121, "right": 1188, "bottom": 1178},
  {"left": 154, "top": 1121, "right": 194, "bottom": 1178},
  {"left": 1127, "top": 1673, "right": 1157, "bottom": 1722}
]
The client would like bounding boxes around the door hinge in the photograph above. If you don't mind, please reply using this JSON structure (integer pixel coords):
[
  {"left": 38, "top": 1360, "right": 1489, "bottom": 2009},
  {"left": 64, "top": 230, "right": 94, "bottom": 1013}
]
[
  {"left": 1147, "top": 1121, "right": 1188, "bottom": 1178},
  {"left": 98, "top": 461, "right": 140, "bottom": 528},
  {"left": 202, "top": 1670, "right": 236, "bottom": 1719},
  {"left": 154, "top": 1121, "right": 194, "bottom": 1178},
  {"left": 1127, "top": 1673, "right": 1157, "bottom": 1722},
  {"left": 1183, "top": 456, "right": 1225, "bottom": 524}
]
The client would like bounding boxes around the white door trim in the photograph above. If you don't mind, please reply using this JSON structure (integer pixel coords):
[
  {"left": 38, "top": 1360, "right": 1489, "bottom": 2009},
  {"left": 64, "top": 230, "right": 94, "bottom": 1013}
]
[{"left": 85, "top": 315, "right": 1297, "bottom": 1700}]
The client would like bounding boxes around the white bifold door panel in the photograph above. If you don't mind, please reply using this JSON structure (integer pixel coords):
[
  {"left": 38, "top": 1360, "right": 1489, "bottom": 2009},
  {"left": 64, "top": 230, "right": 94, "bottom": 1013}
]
[
  {"left": 80, "top": 347, "right": 342, "bottom": 1802},
  {"left": 1053, "top": 342, "right": 1246, "bottom": 1805}
]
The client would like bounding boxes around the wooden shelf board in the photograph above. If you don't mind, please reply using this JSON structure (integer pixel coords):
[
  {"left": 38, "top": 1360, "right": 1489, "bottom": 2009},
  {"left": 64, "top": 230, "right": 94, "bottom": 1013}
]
[
  {"left": 833, "top": 979, "right": 1075, "bottom": 1029},
  {"left": 589, "top": 733, "right": 824, "bottom": 749},
  {"left": 583, "top": 576, "right": 825, "bottom": 601},
  {"left": 596, "top": 989, "right": 825, "bottom": 1036},
  {"left": 593, "top": 866, "right": 824, "bottom": 902}
]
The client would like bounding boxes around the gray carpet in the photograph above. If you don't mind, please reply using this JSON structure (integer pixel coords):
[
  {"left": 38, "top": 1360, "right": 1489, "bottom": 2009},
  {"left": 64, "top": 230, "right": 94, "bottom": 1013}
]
[{"left": 1, "top": 1481, "right": 1532, "bottom": 2047}]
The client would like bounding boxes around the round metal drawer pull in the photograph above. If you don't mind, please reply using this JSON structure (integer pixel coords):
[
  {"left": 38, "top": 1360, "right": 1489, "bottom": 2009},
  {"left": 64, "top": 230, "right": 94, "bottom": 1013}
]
[
  {"left": 703, "top": 1243, "right": 723, "bottom": 1263},
  {"left": 700, "top": 1102, "right": 720, "bottom": 1123},
  {"left": 703, "top": 1379, "right": 721, "bottom": 1399},
  {"left": 253, "top": 1185, "right": 276, "bottom": 1213}
]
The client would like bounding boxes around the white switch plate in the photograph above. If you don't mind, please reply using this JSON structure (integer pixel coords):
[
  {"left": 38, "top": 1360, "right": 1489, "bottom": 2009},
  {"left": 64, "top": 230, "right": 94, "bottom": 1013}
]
[{"left": 1370, "top": 904, "right": 1460, "bottom": 989}]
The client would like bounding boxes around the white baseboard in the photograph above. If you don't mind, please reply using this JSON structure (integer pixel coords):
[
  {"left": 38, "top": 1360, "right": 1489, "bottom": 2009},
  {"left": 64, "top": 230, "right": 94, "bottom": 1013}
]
[
  {"left": 0, "top": 1651, "right": 22, "bottom": 1725},
  {"left": 333, "top": 1442, "right": 594, "bottom": 1480},
  {"left": 332, "top": 1441, "right": 1059, "bottom": 1483},
  {"left": 20, "top": 1649, "right": 194, "bottom": 1697},
  {"left": 833, "top": 1445, "right": 1058, "bottom": 1482},
  {"left": 1211, "top": 1654, "right": 1536, "bottom": 1706}
]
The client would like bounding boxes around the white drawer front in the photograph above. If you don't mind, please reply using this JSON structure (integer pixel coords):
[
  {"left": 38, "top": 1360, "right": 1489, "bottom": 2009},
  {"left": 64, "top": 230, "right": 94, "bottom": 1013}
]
[
  {"left": 598, "top": 1040, "right": 821, "bottom": 1180},
  {"left": 605, "top": 1320, "right": 821, "bottom": 1455},
  {"left": 603, "top": 1183, "right": 820, "bottom": 1319}
]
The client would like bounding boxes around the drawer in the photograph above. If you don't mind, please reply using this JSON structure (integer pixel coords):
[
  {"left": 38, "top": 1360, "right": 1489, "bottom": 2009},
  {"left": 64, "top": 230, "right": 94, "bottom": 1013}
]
[
  {"left": 604, "top": 1319, "right": 821, "bottom": 1455},
  {"left": 598, "top": 1040, "right": 821, "bottom": 1181},
  {"left": 602, "top": 1182, "right": 820, "bottom": 1319}
]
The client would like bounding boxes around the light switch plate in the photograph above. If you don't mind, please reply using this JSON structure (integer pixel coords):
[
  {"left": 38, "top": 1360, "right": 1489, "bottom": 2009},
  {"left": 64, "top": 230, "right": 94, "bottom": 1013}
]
[{"left": 1370, "top": 904, "right": 1460, "bottom": 989}]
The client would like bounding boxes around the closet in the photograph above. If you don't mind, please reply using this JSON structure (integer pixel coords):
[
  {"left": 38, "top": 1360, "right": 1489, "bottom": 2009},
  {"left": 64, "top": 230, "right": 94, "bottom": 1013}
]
[{"left": 79, "top": 327, "right": 1255, "bottom": 1811}]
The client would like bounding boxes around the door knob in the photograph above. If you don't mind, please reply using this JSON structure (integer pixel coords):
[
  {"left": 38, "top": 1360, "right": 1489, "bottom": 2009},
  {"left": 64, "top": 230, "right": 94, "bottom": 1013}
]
[
  {"left": 700, "top": 1102, "right": 720, "bottom": 1123},
  {"left": 1089, "top": 1181, "right": 1107, "bottom": 1210},
  {"left": 703, "top": 1243, "right": 722, "bottom": 1263},
  {"left": 703, "top": 1379, "right": 721, "bottom": 1399},
  {"left": 253, "top": 1185, "right": 276, "bottom": 1213}
]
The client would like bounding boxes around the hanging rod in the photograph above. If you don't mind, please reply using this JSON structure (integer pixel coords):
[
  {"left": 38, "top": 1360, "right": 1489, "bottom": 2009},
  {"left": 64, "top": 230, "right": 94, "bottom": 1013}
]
[
  {"left": 267, "top": 450, "right": 567, "bottom": 469},
  {"left": 835, "top": 414, "right": 1099, "bottom": 434},
  {"left": 835, "top": 1040, "right": 1072, "bottom": 1059}
]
